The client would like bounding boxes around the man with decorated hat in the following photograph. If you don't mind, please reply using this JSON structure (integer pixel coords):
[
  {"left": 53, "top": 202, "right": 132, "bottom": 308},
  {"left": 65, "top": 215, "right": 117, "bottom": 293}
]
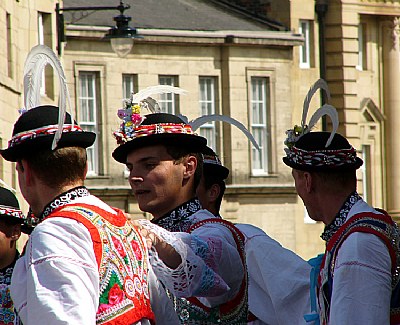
[
  {"left": 112, "top": 86, "right": 248, "bottom": 324},
  {"left": 0, "top": 186, "right": 29, "bottom": 325},
  {"left": 197, "top": 146, "right": 312, "bottom": 325},
  {"left": 282, "top": 79, "right": 400, "bottom": 324},
  {"left": 0, "top": 45, "right": 173, "bottom": 324}
]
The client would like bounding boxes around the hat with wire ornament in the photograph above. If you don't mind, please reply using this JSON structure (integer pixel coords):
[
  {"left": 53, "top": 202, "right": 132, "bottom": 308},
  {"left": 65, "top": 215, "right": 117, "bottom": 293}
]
[
  {"left": 0, "top": 185, "right": 34, "bottom": 234},
  {"left": 283, "top": 131, "right": 363, "bottom": 171},
  {"left": 282, "top": 79, "right": 363, "bottom": 172},
  {"left": 0, "top": 187, "right": 25, "bottom": 222},
  {"left": 202, "top": 146, "right": 230, "bottom": 180},
  {"left": 112, "top": 84, "right": 264, "bottom": 164},
  {"left": 112, "top": 85, "right": 208, "bottom": 164},
  {"left": 0, "top": 45, "right": 96, "bottom": 162},
  {"left": 1, "top": 105, "right": 96, "bottom": 162}
]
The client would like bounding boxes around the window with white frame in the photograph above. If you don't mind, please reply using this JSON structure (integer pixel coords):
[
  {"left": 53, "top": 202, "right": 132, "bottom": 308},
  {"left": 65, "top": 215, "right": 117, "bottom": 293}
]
[
  {"left": 250, "top": 77, "right": 270, "bottom": 174},
  {"left": 199, "top": 77, "right": 217, "bottom": 150},
  {"left": 299, "top": 20, "right": 311, "bottom": 69},
  {"left": 361, "top": 145, "right": 371, "bottom": 203},
  {"left": 122, "top": 74, "right": 137, "bottom": 177},
  {"left": 158, "top": 75, "right": 178, "bottom": 114},
  {"left": 356, "top": 23, "right": 366, "bottom": 71},
  {"left": 38, "top": 12, "right": 46, "bottom": 95},
  {"left": 38, "top": 12, "right": 53, "bottom": 93},
  {"left": 122, "top": 74, "right": 137, "bottom": 99},
  {"left": 79, "top": 72, "right": 99, "bottom": 175}
]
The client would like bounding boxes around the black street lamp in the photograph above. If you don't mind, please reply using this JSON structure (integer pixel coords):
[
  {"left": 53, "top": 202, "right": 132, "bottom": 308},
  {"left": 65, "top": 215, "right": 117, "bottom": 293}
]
[{"left": 56, "top": 1, "right": 142, "bottom": 57}]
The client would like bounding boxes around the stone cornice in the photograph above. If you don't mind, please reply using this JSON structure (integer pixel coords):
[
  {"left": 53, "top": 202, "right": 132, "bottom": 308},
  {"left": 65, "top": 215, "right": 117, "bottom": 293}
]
[
  {"left": 88, "top": 184, "right": 297, "bottom": 198},
  {"left": 65, "top": 26, "right": 304, "bottom": 47}
]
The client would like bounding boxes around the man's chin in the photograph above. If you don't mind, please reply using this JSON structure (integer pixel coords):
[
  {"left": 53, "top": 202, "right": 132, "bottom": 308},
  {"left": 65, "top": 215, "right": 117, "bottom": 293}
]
[{"left": 137, "top": 201, "right": 157, "bottom": 216}]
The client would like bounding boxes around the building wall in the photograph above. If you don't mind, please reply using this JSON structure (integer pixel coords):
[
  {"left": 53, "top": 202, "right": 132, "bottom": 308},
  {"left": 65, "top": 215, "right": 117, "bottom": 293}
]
[
  {"left": 62, "top": 29, "right": 325, "bottom": 258},
  {"left": 0, "top": 0, "right": 329, "bottom": 259},
  {"left": 323, "top": 0, "right": 400, "bottom": 221},
  {"left": 0, "top": 0, "right": 58, "bottom": 249}
]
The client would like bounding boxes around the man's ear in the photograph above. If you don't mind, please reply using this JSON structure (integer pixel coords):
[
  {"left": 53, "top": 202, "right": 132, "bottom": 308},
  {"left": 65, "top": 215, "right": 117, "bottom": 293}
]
[
  {"left": 304, "top": 171, "right": 314, "bottom": 193},
  {"left": 183, "top": 155, "right": 197, "bottom": 179},
  {"left": 208, "top": 184, "right": 220, "bottom": 204},
  {"left": 10, "top": 224, "right": 21, "bottom": 242},
  {"left": 19, "top": 160, "right": 34, "bottom": 186}
]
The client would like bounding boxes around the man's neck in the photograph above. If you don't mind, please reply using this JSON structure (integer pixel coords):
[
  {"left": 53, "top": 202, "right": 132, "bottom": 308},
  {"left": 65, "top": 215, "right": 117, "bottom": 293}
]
[
  {"left": 319, "top": 191, "right": 355, "bottom": 225},
  {"left": 30, "top": 182, "right": 84, "bottom": 217}
]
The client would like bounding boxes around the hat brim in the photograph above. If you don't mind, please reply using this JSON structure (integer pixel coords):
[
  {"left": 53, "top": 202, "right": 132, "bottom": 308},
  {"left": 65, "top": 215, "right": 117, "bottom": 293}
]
[
  {"left": 112, "top": 133, "right": 207, "bottom": 164},
  {"left": 282, "top": 156, "right": 363, "bottom": 172},
  {"left": 203, "top": 164, "right": 229, "bottom": 180},
  {"left": 1, "top": 132, "right": 96, "bottom": 162}
]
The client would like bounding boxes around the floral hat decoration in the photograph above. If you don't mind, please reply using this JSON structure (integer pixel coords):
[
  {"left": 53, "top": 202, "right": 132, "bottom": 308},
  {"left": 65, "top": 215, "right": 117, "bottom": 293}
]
[
  {"left": 282, "top": 79, "right": 363, "bottom": 171},
  {"left": 112, "top": 85, "right": 261, "bottom": 164},
  {"left": 1, "top": 45, "right": 95, "bottom": 162},
  {"left": 112, "top": 85, "right": 207, "bottom": 163}
]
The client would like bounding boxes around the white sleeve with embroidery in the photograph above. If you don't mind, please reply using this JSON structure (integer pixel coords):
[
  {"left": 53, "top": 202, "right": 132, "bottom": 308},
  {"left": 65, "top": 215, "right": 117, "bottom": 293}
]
[
  {"left": 140, "top": 220, "right": 244, "bottom": 307},
  {"left": 10, "top": 217, "right": 99, "bottom": 325},
  {"left": 329, "top": 231, "right": 392, "bottom": 324}
]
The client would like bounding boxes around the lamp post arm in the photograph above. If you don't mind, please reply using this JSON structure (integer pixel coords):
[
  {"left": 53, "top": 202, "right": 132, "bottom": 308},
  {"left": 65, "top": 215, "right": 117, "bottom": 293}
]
[{"left": 55, "top": 1, "right": 138, "bottom": 57}]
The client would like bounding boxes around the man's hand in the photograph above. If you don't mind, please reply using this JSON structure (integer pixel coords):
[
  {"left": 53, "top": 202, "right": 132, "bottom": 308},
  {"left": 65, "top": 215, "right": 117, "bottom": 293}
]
[{"left": 131, "top": 220, "right": 182, "bottom": 269}]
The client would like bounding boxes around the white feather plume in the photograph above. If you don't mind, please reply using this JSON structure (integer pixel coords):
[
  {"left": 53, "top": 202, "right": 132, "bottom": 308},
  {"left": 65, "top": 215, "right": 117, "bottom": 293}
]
[
  {"left": 23, "top": 45, "right": 72, "bottom": 150},
  {"left": 301, "top": 79, "right": 331, "bottom": 129},
  {"left": 307, "top": 104, "right": 339, "bottom": 147},
  {"left": 130, "top": 85, "right": 187, "bottom": 113},
  {"left": 187, "top": 114, "right": 260, "bottom": 150}
]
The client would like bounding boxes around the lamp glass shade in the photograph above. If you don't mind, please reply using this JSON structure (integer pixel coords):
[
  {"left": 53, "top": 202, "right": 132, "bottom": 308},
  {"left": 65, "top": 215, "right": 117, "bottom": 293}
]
[{"left": 110, "top": 38, "right": 133, "bottom": 58}]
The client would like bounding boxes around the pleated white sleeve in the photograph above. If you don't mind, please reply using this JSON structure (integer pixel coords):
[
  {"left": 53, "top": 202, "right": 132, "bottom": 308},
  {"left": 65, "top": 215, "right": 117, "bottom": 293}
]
[{"left": 10, "top": 217, "right": 99, "bottom": 325}]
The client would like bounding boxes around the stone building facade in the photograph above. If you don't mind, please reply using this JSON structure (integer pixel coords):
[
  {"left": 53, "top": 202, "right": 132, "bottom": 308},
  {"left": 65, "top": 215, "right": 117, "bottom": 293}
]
[
  {"left": 4, "top": 0, "right": 399, "bottom": 258},
  {"left": 0, "top": 0, "right": 56, "bottom": 208},
  {"left": 58, "top": 0, "right": 326, "bottom": 258}
]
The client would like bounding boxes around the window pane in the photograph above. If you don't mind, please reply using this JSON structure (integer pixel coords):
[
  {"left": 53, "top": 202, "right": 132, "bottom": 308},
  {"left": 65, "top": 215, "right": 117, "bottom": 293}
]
[
  {"left": 159, "top": 75, "right": 177, "bottom": 114},
  {"left": 123, "top": 75, "right": 135, "bottom": 99},
  {"left": 79, "top": 72, "right": 98, "bottom": 175},
  {"left": 250, "top": 77, "right": 269, "bottom": 173},
  {"left": 199, "top": 77, "right": 216, "bottom": 150},
  {"left": 299, "top": 20, "right": 310, "bottom": 68}
]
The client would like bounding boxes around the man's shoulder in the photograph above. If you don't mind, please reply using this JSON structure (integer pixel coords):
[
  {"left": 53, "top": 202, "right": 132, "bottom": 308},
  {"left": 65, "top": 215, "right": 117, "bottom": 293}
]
[{"left": 348, "top": 199, "right": 386, "bottom": 218}]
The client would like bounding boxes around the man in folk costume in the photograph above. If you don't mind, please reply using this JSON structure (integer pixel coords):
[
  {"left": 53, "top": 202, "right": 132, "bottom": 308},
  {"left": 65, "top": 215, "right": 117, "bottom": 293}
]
[
  {"left": 0, "top": 45, "right": 187, "bottom": 324},
  {"left": 0, "top": 186, "right": 31, "bottom": 325},
  {"left": 282, "top": 79, "right": 400, "bottom": 324},
  {"left": 112, "top": 86, "right": 248, "bottom": 324},
  {"left": 197, "top": 146, "right": 312, "bottom": 325}
]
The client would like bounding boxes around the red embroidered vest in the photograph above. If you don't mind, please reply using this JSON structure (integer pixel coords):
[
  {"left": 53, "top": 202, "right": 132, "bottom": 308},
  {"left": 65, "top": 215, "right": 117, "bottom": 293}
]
[
  {"left": 318, "top": 210, "right": 400, "bottom": 325},
  {"left": 46, "top": 203, "right": 155, "bottom": 325}
]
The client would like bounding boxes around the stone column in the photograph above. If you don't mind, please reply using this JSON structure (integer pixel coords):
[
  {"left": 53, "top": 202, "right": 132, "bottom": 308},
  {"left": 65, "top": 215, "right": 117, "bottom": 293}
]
[{"left": 382, "top": 18, "right": 400, "bottom": 220}]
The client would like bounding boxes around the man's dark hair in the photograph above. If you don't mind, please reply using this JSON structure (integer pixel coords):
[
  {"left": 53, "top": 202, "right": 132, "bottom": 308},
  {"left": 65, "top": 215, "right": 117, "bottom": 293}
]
[
  {"left": 24, "top": 146, "right": 87, "bottom": 189},
  {"left": 203, "top": 169, "right": 226, "bottom": 214},
  {"left": 165, "top": 145, "right": 203, "bottom": 192},
  {"left": 313, "top": 169, "right": 357, "bottom": 193}
]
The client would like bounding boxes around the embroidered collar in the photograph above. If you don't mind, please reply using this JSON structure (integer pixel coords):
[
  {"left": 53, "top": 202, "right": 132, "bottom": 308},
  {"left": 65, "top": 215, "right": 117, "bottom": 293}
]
[
  {"left": 151, "top": 198, "right": 202, "bottom": 232},
  {"left": 321, "top": 191, "right": 362, "bottom": 242},
  {"left": 41, "top": 186, "right": 90, "bottom": 219}
]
